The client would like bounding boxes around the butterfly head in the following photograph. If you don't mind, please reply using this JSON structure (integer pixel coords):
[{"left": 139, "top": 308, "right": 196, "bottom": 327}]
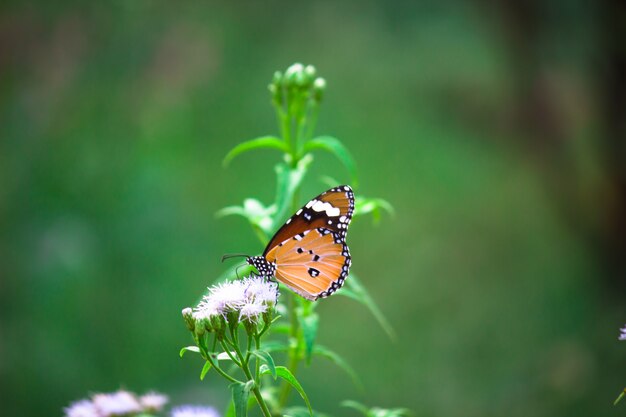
[{"left": 246, "top": 256, "right": 277, "bottom": 277}]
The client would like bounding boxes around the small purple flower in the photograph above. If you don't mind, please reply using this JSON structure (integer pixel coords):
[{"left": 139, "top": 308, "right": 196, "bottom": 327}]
[
  {"left": 64, "top": 399, "right": 99, "bottom": 417},
  {"left": 171, "top": 405, "right": 221, "bottom": 417},
  {"left": 92, "top": 390, "right": 142, "bottom": 416},
  {"left": 619, "top": 325, "right": 626, "bottom": 341},
  {"left": 139, "top": 391, "right": 169, "bottom": 412}
]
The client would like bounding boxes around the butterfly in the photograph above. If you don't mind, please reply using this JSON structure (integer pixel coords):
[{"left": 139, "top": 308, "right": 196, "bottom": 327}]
[{"left": 246, "top": 185, "right": 354, "bottom": 301}]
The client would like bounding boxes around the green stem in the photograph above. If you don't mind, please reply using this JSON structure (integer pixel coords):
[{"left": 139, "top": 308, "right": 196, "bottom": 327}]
[
  {"left": 198, "top": 341, "right": 241, "bottom": 384},
  {"left": 305, "top": 100, "right": 319, "bottom": 144},
  {"left": 219, "top": 340, "right": 242, "bottom": 368},
  {"left": 232, "top": 330, "right": 272, "bottom": 417},
  {"left": 278, "top": 292, "right": 300, "bottom": 409}
]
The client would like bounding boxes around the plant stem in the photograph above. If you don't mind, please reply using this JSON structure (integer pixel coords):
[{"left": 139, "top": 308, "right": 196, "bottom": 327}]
[
  {"left": 199, "top": 343, "right": 241, "bottom": 384},
  {"left": 278, "top": 292, "right": 300, "bottom": 409},
  {"left": 232, "top": 330, "right": 272, "bottom": 417}
]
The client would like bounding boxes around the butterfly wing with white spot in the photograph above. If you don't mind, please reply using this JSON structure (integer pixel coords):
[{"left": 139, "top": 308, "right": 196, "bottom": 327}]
[{"left": 263, "top": 185, "right": 354, "bottom": 257}]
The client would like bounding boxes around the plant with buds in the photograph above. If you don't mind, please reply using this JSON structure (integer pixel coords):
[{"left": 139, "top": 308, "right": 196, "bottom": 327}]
[{"left": 182, "top": 63, "right": 400, "bottom": 417}]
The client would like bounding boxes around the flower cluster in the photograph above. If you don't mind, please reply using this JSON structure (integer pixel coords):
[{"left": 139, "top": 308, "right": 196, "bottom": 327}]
[
  {"left": 183, "top": 276, "right": 278, "bottom": 337},
  {"left": 619, "top": 325, "right": 626, "bottom": 341},
  {"left": 171, "top": 405, "right": 220, "bottom": 417},
  {"left": 64, "top": 390, "right": 168, "bottom": 417},
  {"left": 269, "top": 63, "right": 326, "bottom": 107}
]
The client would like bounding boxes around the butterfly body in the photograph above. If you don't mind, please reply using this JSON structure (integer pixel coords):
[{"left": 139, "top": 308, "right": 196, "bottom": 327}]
[{"left": 246, "top": 185, "right": 354, "bottom": 301}]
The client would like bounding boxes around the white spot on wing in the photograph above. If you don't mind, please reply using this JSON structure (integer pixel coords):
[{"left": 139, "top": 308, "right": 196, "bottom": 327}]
[{"left": 311, "top": 200, "right": 340, "bottom": 216}]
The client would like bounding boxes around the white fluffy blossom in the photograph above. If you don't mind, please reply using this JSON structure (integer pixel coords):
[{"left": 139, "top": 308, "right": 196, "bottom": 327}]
[
  {"left": 194, "top": 276, "right": 277, "bottom": 318},
  {"left": 243, "top": 276, "right": 279, "bottom": 305},
  {"left": 239, "top": 301, "right": 267, "bottom": 322},
  {"left": 64, "top": 399, "right": 99, "bottom": 417},
  {"left": 92, "top": 390, "right": 142, "bottom": 416},
  {"left": 139, "top": 391, "right": 169, "bottom": 412},
  {"left": 171, "top": 405, "right": 221, "bottom": 417},
  {"left": 619, "top": 325, "right": 626, "bottom": 341}
]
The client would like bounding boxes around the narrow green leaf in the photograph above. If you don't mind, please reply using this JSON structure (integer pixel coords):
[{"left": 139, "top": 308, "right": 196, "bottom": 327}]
[
  {"left": 284, "top": 406, "right": 331, "bottom": 417},
  {"left": 304, "top": 136, "right": 358, "bottom": 187},
  {"left": 251, "top": 350, "right": 277, "bottom": 379},
  {"left": 180, "top": 346, "right": 200, "bottom": 357},
  {"left": 223, "top": 136, "right": 288, "bottom": 166},
  {"left": 339, "top": 273, "right": 396, "bottom": 341},
  {"left": 615, "top": 389, "right": 626, "bottom": 405},
  {"left": 230, "top": 380, "right": 255, "bottom": 417},
  {"left": 354, "top": 197, "right": 395, "bottom": 223},
  {"left": 200, "top": 361, "right": 212, "bottom": 380},
  {"left": 260, "top": 366, "right": 312, "bottom": 417},
  {"left": 313, "top": 345, "right": 362, "bottom": 390},
  {"left": 341, "top": 400, "right": 370, "bottom": 416},
  {"left": 217, "top": 351, "right": 237, "bottom": 360},
  {"left": 297, "top": 310, "right": 319, "bottom": 364},
  {"left": 215, "top": 205, "right": 246, "bottom": 218},
  {"left": 272, "top": 154, "right": 313, "bottom": 230}
]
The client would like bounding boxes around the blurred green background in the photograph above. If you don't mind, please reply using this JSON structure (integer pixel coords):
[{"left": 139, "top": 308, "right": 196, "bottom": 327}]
[{"left": 1, "top": 1, "right": 625, "bottom": 416}]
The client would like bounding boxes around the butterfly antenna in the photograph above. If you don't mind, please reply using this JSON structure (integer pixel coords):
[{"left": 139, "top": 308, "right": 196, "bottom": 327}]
[{"left": 221, "top": 253, "right": 249, "bottom": 263}]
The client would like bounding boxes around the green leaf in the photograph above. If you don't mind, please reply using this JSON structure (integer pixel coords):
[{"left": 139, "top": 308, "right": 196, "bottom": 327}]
[
  {"left": 354, "top": 197, "right": 395, "bottom": 223},
  {"left": 200, "top": 361, "right": 212, "bottom": 380},
  {"left": 615, "top": 389, "right": 626, "bottom": 405},
  {"left": 342, "top": 401, "right": 410, "bottom": 417},
  {"left": 304, "top": 136, "right": 358, "bottom": 187},
  {"left": 224, "top": 400, "right": 236, "bottom": 417},
  {"left": 230, "top": 380, "right": 255, "bottom": 417},
  {"left": 260, "top": 366, "right": 313, "bottom": 417},
  {"left": 284, "top": 406, "right": 331, "bottom": 417},
  {"left": 223, "top": 136, "right": 288, "bottom": 166},
  {"left": 216, "top": 198, "right": 275, "bottom": 237},
  {"left": 297, "top": 310, "right": 319, "bottom": 364},
  {"left": 341, "top": 400, "right": 370, "bottom": 416},
  {"left": 250, "top": 350, "right": 277, "bottom": 379},
  {"left": 179, "top": 346, "right": 200, "bottom": 357},
  {"left": 313, "top": 345, "right": 362, "bottom": 390},
  {"left": 339, "top": 273, "right": 396, "bottom": 341},
  {"left": 272, "top": 154, "right": 313, "bottom": 230},
  {"left": 217, "top": 351, "right": 238, "bottom": 360}
]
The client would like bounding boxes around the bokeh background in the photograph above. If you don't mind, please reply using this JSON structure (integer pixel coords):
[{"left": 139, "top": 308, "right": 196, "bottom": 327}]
[{"left": 1, "top": 1, "right": 625, "bottom": 416}]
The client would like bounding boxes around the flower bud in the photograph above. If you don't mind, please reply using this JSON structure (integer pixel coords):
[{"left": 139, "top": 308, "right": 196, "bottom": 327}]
[
  {"left": 242, "top": 318, "right": 257, "bottom": 337},
  {"left": 226, "top": 310, "right": 240, "bottom": 332},
  {"left": 182, "top": 307, "right": 195, "bottom": 332},
  {"left": 272, "top": 71, "right": 283, "bottom": 86},
  {"left": 304, "top": 65, "right": 316, "bottom": 80},
  {"left": 284, "top": 63, "right": 304, "bottom": 84},
  {"left": 211, "top": 314, "right": 226, "bottom": 340},
  {"left": 194, "top": 318, "right": 208, "bottom": 337},
  {"left": 313, "top": 77, "right": 326, "bottom": 101}
]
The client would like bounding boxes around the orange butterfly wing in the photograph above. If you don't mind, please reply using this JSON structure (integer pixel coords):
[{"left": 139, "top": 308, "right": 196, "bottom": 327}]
[
  {"left": 265, "top": 228, "right": 351, "bottom": 300},
  {"left": 260, "top": 185, "right": 354, "bottom": 300}
]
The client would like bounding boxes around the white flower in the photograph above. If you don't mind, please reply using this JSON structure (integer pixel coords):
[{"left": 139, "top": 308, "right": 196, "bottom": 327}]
[
  {"left": 243, "top": 276, "right": 278, "bottom": 305},
  {"left": 92, "top": 390, "right": 142, "bottom": 416},
  {"left": 64, "top": 399, "right": 99, "bottom": 417},
  {"left": 619, "top": 325, "right": 626, "bottom": 341},
  {"left": 171, "top": 405, "right": 221, "bottom": 417},
  {"left": 207, "top": 280, "right": 247, "bottom": 312},
  {"left": 139, "top": 391, "right": 169, "bottom": 412},
  {"left": 239, "top": 301, "right": 267, "bottom": 322},
  {"left": 193, "top": 297, "right": 221, "bottom": 320}
]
